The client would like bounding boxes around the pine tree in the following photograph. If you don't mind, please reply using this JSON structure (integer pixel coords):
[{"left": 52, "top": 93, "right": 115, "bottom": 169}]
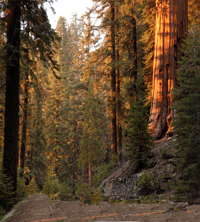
[
  {"left": 27, "top": 86, "right": 47, "bottom": 190},
  {"left": 172, "top": 25, "right": 200, "bottom": 197},
  {"left": 45, "top": 15, "right": 85, "bottom": 194},
  {"left": 85, "top": 0, "right": 120, "bottom": 156},
  {"left": 125, "top": 73, "right": 153, "bottom": 167},
  {"left": 18, "top": 0, "right": 59, "bottom": 180},
  {"left": 79, "top": 81, "right": 103, "bottom": 187}
]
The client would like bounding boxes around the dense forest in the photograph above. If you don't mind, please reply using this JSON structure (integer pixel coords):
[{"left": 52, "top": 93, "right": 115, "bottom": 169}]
[{"left": 1, "top": 0, "right": 200, "bottom": 214}]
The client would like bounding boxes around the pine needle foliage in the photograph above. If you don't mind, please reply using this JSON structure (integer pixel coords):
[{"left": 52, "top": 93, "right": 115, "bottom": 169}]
[
  {"left": 172, "top": 25, "right": 200, "bottom": 197},
  {"left": 125, "top": 73, "right": 153, "bottom": 167},
  {"left": 79, "top": 81, "right": 103, "bottom": 184},
  {"left": 138, "top": 0, "right": 156, "bottom": 82},
  {"left": 0, "top": 171, "right": 15, "bottom": 211},
  {"left": 79, "top": 85, "right": 103, "bottom": 162}
]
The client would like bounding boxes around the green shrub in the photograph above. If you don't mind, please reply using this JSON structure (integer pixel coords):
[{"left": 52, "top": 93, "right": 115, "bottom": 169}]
[
  {"left": 43, "top": 179, "right": 59, "bottom": 196},
  {"left": 75, "top": 182, "right": 103, "bottom": 204},
  {"left": 0, "top": 171, "right": 15, "bottom": 211},
  {"left": 136, "top": 172, "right": 154, "bottom": 191},
  {"left": 58, "top": 182, "right": 73, "bottom": 201},
  {"left": 140, "top": 196, "right": 158, "bottom": 204},
  {"left": 17, "top": 176, "right": 28, "bottom": 202},
  {"left": 92, "top": 189, "right": 104, "bottom": 204},
  {"left": 160, "top": 147, "right": 169, "bottom": 158},
  {"left": 136, "top": 171, "right": 163, "bottom": 193},
  {"left": 170, "top": 177, "right": 198, "bottom": 201},
  {"left": 27, "top": 177, "right": 40, "bottom": 195},
  {"left": 92, "top": 158, "right": 118, "bottom": 188},
  {"left": 43, "top": 179, "right": 60, "bottom": 202}
]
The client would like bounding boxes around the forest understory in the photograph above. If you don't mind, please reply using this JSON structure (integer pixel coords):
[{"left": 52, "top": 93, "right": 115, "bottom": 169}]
[
  {"left": 3, "top": 137, "right": 200, "bottom": 222},
  {"left": 1, "top": 0, "right": 200, "bottom": 220}
]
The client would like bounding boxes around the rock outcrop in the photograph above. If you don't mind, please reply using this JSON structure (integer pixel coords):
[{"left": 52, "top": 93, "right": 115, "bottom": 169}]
[{"left": 100, "top": 137, "right": 177, "bottom": 200}]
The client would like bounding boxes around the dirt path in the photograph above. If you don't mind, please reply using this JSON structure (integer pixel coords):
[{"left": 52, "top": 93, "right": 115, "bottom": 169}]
[{"left": 3, "top": 193, "right": 200, "bottom": 222}]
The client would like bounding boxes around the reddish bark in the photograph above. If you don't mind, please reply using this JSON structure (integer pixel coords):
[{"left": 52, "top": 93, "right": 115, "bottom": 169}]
[
  {"left": 150, "top": 0, "right": 188, "bottom": 139},
  {"left": 88, "top": 163, "right": 92, "bottom": 188},
  {"left": 20, "top": 75, "right": 29, "bottom": 177}
]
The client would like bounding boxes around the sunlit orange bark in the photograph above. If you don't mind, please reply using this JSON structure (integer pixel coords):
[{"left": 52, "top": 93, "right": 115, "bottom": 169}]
[
  {"left": 88, "top": 162, "right": 92, "bottom": 187},
  {"left": 150, "top": 0, "right": 188, "bottom": 139}
]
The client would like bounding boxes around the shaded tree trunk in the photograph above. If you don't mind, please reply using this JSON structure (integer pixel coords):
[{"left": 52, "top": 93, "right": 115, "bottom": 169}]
[
  {"left": 110, "top": 2, "right": 117, "bottom": 155},
  {"left": 150, "top": 0, "right": 188, "bottom": 139},
  {"left": 116, "top": 6, "right": 123, "bottom": 166},
  {"left": 130, "top": 16, "right": 137, "bottom": 84},
  {"left": 3, "top": 0, "right": 21, "bottom": 203},
  {"left": 117, "top": 68, "right": 123, "bottom": 165}
]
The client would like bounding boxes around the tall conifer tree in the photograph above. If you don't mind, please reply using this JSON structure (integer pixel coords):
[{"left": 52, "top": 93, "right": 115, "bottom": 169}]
[
  {"left": 3, "top": 0, "right": 21, "bottom": 204},
  {"left": 125, "top": 73, "right": 153, "bottom": 167},
  {"left": 79, "top": 81, "right": 103, "bottom": 187},
  {"left": 173, "top": 26, "right": 200, "bottom": 196}
]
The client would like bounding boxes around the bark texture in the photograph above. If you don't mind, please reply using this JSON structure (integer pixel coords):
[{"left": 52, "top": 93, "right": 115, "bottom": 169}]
[
  {"left": 150, "top": 0, "right": 188, "bottom": 139},
  {"left": 110, "top": 2, "right": 117, "bottom": 154},
  {"left": 3, "top": 0, "right": 21, "bottom": 199},
  {"left": 20, "top": 74, "right": 29, "bottom": 177}
]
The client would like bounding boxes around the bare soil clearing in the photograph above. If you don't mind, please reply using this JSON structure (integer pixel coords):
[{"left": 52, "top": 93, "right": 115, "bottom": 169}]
[{"left": 3, "top": 193, "right": 200, "bottom": 222}]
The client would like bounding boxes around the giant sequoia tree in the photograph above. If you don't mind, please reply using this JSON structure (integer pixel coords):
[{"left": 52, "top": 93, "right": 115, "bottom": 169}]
[{"left": 150, "top": 0, "right": 188, "bottom": 139}]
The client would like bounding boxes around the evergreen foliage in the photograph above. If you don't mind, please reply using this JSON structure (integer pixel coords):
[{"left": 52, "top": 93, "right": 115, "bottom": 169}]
[
  {"left": 16, "top": 170, "right": 28, "bottom": 202},
  {"left": 48, "top": 15, "right": 85, "bottom": 194},
  {"left": 27, "top": 88, "right": 47, "bottom": 190},
  {"left": 125, "top": 73, "right": 153, "bottom": 166},
  {"left": 1, "top": 0, "right": 198, "bottom": 206},
  {"left": 172, "top": 24, "right": 200, "bottom": 197},
  {"left": 58, "top": 182, "right": 73, "bottom": 201},
  {"left": 43, "top": 178, "right": 73, "bottom": 201},
  {"left": 138, "top": 0, "right": 156, "bottom": 82},
  {"left": 0, "top": 171, "right": 15, "bottom": 212},
  {"left": 27, "top": 176, "right": 40, "bottom": 195},
  {"left": 79, "top": 81, "right": 103, "bottom": 186},
  {"left": 75, "top": 181, "right": 104, "bottom": 204}
]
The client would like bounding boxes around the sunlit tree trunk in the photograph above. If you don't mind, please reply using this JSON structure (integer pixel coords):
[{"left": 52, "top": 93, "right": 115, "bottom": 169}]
[
  {"left": 20, "top": 71, "right": 29, "bottom": 177},
  {"left": 88, "top": 162, "right": 92, "bottom": 188},
  {"left": 150, "top": 0, "right": 188, "bottom": 139},
  {"left": 20, "top": 23, "right": 29, "bottom": 176}
]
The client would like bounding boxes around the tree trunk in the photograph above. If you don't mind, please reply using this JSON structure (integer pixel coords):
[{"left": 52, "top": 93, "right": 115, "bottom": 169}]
[
  {"left": 110, "top": 2, "right": 117, "bottom": 155},
  {"left": 130, "top": 16, "right": 137, "bottom": 82},
  {"left": 88, "top": 162, "right": 92, "bottom": 188},
  {"left": 150, "top": 0, "right": 188, "bottom": 139},
  {"left": 117, "top": 69, "right": 123, "bottom": 165},
  {"left": 116, "top": 6, "right": 122, "bottom": 165},
  {"left": 3, "top": 0, "right": 21, "bottom": 207},
  {"left": 20, "top": 73, "right": 29, "bottom": 177}
]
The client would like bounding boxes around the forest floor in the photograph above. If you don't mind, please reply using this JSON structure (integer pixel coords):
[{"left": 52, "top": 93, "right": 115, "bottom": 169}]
[
  {"left": 3, "top": 137, "right": 200, "bottom": 222},
  {"left": 3, "top": 193, "right": 200, "bottom": 222}
]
